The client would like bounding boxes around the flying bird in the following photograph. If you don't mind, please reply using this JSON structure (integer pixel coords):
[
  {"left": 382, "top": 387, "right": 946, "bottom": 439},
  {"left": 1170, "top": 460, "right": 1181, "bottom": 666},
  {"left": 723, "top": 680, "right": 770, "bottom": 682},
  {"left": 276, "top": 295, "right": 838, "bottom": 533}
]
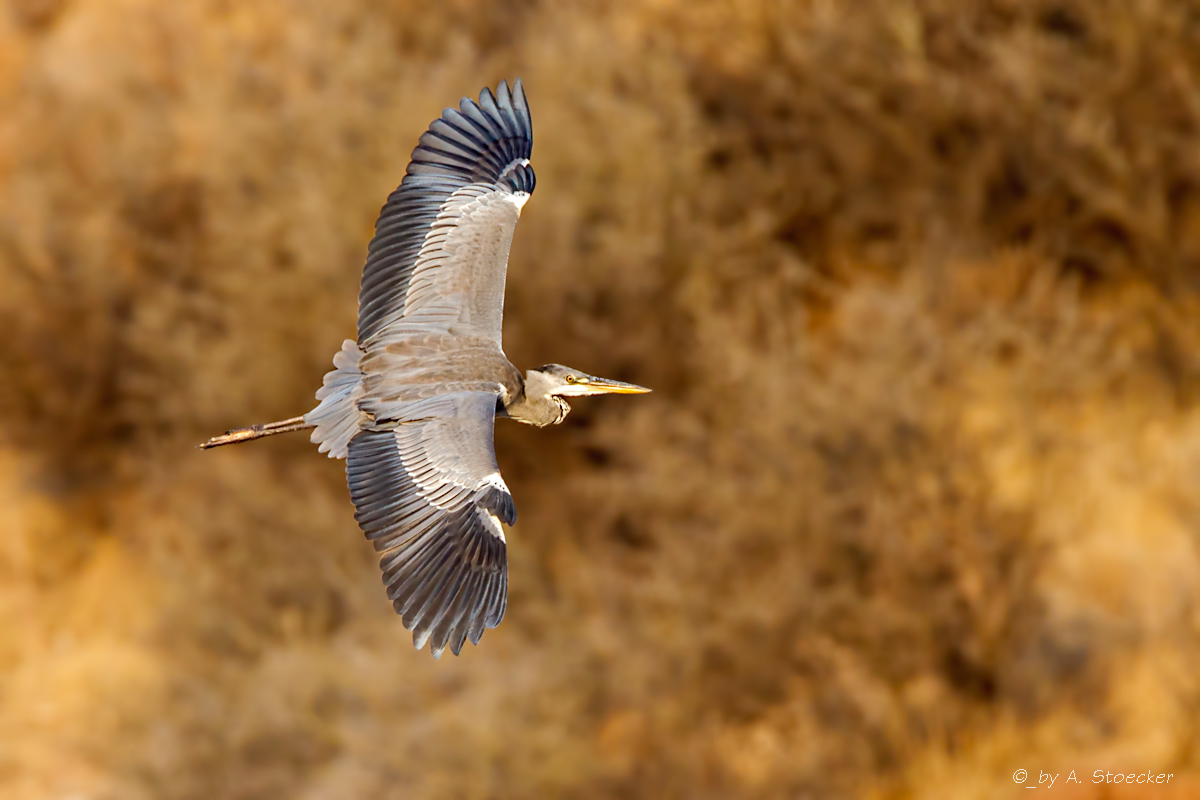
[{"left": 199, "top": 80, "right": 649, "bottom": 658}]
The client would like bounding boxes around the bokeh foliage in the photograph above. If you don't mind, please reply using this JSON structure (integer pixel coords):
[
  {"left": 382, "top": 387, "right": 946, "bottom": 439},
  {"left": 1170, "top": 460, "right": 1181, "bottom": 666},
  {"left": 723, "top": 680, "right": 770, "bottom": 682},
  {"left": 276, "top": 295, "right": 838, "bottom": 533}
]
[{"left": 1, "top": 0, "right": 1199, "bottom": 798}]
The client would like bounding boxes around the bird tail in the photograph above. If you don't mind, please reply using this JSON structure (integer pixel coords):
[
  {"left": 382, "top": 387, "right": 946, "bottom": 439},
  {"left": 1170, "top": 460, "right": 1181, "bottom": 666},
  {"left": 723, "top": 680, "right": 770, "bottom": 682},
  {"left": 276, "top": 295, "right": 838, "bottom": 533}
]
[
  {"left": 198, "top": 339, "right": 365, "bottom": 454},
  {"left": 305, "top": 339, "right": 367, "bottom": 459},
  {"left": 197, "top": 416, "right": 314, "bottom": 449}
]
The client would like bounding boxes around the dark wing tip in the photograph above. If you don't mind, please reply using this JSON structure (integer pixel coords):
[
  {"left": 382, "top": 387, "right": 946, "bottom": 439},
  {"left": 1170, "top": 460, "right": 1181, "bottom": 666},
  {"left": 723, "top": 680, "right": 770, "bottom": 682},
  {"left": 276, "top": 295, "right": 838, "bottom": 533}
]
[
  {"left": 405, "top": 80, "right": 533, "bottom": 187},
  {"left": 511, "top": 78, "right": 532, "bottom": 139},
  {"left": 386, "top": 512, "right": 509, "bottom": 659}
]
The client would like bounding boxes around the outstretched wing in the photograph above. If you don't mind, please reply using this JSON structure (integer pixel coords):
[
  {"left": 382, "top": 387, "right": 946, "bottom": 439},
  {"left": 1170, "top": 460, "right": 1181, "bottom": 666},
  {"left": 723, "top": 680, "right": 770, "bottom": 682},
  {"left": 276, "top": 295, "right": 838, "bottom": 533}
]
[
  {"left": 358, "top": 79, "right": 535, "bottom": 348},
  {"left": 346, "top": 392, "right": 515, "bottom": 658}
]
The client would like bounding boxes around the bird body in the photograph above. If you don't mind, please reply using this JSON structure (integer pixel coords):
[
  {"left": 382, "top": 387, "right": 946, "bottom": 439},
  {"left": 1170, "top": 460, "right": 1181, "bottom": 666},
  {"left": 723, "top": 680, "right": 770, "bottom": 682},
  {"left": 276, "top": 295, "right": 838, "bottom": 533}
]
[{"left": 200, "top": 80, "right": 648, "bottom": 659}]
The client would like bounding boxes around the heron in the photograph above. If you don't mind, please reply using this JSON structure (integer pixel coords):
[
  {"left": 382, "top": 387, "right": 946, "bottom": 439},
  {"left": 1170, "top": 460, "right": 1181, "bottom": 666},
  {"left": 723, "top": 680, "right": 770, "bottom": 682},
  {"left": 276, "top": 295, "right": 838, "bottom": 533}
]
[{"left": 199, "top": 80, "right": 649, "bottom": 659}]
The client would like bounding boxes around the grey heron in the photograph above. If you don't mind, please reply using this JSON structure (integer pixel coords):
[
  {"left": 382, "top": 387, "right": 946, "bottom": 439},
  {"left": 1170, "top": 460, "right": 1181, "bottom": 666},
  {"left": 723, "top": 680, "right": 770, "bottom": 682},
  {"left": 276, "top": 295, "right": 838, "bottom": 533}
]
[{"left": 199, "top": 80, "right": 649, "bottom": 659}]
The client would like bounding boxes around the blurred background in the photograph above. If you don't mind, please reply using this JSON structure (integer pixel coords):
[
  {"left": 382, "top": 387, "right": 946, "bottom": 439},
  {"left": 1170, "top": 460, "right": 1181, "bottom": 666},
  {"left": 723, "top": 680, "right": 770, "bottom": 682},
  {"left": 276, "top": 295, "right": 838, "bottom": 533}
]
[{"left": 1, "top": 0, "right": 1199, "bottom": 798}]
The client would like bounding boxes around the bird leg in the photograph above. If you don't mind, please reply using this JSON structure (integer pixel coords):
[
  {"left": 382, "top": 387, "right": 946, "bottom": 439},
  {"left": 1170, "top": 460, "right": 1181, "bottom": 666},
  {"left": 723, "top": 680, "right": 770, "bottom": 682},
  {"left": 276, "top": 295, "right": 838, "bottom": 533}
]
[{"left": 197, "top": 416, "right": 314, "bottom": 449}]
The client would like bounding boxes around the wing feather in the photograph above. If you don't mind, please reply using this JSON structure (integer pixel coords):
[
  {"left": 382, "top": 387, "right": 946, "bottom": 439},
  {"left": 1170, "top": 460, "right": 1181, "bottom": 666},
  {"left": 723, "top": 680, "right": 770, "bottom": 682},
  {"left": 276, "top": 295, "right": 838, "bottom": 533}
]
[
  {"left": 357, "top": 80, "right": 534, "bottom": 346},
  {"left": 345, "top": 392, "right": 512, "bottom": 657},
  {"left": 446, "top": 572, "right": 481, "bottom": 656}
]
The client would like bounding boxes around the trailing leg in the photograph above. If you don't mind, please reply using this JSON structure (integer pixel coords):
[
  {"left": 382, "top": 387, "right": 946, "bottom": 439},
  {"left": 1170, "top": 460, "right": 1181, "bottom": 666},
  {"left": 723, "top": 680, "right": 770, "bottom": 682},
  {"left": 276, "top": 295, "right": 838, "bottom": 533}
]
[{"left": 198, "top": 416, "right": 314, "bottom": 449}]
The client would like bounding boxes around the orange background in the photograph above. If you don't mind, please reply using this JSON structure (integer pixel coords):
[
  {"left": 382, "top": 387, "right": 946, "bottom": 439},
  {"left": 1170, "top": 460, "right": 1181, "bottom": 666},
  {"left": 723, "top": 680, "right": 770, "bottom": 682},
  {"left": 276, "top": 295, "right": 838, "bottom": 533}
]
[{"left": 0, "top": 1, "right": 1198, "bottom": 798}]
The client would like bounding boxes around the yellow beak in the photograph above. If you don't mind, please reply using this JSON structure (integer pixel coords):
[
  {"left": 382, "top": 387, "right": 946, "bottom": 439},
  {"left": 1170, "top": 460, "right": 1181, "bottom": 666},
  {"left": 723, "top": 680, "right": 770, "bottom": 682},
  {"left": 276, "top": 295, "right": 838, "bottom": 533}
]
[{"left": 579, "top": 376, "right": 652, "bottom": 395}]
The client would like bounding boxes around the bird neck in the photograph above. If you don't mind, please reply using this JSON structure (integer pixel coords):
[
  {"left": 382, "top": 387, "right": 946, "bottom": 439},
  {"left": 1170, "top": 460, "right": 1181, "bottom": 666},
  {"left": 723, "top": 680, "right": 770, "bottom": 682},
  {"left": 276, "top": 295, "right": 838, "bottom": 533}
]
[
  {"left": 504, "top": 372, "right": 569, "bottom": 427},
  {"left": 504, "top": 392, "right": 568, "bottom": 427}
]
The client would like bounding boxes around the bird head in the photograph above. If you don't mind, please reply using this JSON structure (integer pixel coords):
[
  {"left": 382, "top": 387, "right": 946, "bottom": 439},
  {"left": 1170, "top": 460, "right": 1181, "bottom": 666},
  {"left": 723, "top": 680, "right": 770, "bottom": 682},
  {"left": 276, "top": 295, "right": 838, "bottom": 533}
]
[{"left": 526, "top": 364, "right": 651, "bottom": 399}]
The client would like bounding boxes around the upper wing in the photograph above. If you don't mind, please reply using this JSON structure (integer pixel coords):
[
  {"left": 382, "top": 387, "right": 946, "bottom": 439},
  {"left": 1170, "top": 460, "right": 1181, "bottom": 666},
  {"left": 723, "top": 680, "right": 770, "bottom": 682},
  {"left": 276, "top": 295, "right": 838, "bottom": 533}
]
[
  {"left": 358, "top": 79, "right": 535, "bottom": 348},
  {"left": 346, "top": 391, "right": 515, "bottom": 658}
]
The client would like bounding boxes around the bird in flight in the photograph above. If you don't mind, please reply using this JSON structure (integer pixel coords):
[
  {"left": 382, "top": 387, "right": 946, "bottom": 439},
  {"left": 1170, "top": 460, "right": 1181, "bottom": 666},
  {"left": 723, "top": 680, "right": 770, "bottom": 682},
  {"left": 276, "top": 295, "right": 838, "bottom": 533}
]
[{"left": 200, "top": 80, "right": 649, "bottom": 658}]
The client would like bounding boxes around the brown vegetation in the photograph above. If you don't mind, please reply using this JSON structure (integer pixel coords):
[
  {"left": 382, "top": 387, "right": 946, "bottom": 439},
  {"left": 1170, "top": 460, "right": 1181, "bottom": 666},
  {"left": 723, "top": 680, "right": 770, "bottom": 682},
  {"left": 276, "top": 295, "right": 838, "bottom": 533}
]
[{"left": 1, "top": 0, "right": 1199, "bottom": 797}]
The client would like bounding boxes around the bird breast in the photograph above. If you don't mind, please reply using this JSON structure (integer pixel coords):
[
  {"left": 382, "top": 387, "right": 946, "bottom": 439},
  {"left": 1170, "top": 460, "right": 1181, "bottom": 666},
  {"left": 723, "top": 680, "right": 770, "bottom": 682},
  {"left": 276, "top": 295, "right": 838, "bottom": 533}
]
[{"left": 356, "top": 333, "right": 522, "bottom": 416}]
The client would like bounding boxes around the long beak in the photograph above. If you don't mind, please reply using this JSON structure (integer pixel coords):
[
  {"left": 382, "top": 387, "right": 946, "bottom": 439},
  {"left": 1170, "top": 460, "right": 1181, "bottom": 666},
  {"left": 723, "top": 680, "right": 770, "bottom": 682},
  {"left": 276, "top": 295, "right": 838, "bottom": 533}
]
[{"left": 581, "top": 376, "right": 652, "bottom": 395}]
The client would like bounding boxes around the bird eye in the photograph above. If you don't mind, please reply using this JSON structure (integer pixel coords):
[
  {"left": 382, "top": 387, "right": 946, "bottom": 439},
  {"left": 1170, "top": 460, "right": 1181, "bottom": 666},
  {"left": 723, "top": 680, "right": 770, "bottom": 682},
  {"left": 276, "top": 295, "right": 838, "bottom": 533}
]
[{"left": 566, "top": 375, "right": 576, "bottom": 383}]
